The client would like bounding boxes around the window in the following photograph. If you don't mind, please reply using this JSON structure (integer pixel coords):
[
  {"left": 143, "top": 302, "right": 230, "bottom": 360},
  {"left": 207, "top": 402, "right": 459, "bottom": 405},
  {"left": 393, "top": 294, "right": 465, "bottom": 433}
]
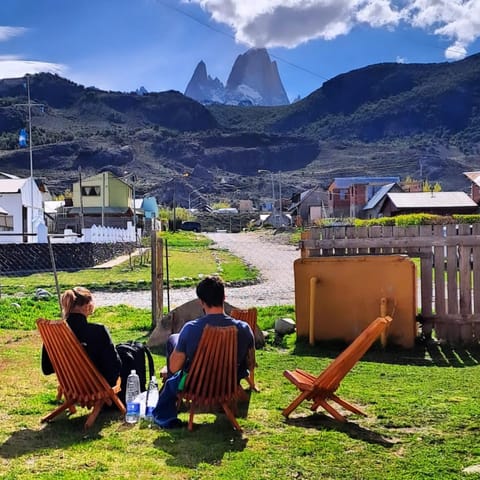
[{"left": 81, "top": 186, "right": 101, "bottom": 196}]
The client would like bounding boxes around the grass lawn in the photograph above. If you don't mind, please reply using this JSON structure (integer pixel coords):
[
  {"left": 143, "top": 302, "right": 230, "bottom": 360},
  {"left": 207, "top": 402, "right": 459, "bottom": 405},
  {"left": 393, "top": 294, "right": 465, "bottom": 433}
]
[
  {"left": 0, "top": 231, "right": 259, "bottom": 296},
  {"left": 0, "top": 302, "right": 479, "bottom": 479}
]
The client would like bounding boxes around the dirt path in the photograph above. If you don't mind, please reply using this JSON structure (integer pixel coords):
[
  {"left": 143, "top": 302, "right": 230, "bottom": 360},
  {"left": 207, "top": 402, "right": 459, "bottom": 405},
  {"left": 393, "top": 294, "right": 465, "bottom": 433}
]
[{"left": 94, "top": 231, "right": 300, "bottom": 309}]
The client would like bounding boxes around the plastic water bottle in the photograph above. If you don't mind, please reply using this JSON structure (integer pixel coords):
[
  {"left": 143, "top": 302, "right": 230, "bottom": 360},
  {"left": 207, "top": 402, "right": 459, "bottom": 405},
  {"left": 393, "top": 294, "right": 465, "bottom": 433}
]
[
  {"left": 125, "top": 369, "right": 141, "bottom": 424},
  {"left": 145, "top": 375, "right": 159, "bottom": 426}
]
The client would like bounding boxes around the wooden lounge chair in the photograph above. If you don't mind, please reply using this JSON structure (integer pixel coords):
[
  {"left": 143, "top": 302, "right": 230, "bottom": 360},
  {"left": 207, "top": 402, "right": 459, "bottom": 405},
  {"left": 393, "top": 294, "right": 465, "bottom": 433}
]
[
  {"left": 230, "top": 307, "right": 259, "bottom": 391},
  {"left": 178, "top": 325, "right": 245, "bottom": 431},
  {"left": 282, "top": 316, "right": 392, "bottom": 422},
  {"left": 37, "top": 318, "right": 126, "bottom": 430}
]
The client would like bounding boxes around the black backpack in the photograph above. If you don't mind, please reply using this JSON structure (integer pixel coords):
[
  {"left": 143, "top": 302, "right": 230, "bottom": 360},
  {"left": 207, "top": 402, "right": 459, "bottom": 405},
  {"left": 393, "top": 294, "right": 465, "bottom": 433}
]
[{"left": 116, "top": 341, "right": 155, "bottom": 404}]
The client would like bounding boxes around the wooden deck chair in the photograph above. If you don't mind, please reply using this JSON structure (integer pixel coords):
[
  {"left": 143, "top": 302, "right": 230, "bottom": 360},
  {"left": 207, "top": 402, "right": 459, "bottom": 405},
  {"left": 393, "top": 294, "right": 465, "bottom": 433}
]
[
  {"left": 282, "top": 316, "right": 392, "bottom": 422},
  {"left": 37, "top": 318, "right": 126, "bottom": 430},
  {"left": 230, "top": 307, "right": 259, "bottom": 391},
  {"left": 178, "top": 325, "right": 245, "bottom": 432}
]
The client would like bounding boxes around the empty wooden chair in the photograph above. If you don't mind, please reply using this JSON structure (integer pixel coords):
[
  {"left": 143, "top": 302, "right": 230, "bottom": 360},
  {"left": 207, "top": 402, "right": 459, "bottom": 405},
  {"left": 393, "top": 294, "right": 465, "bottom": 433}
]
[
  {"left": 37, "top": 318, "right": 126, "bottom": 430},
  {"left": 230, "top": 307, "right": 259, "bottom": 391},
  {"left": 178, "top": 325, "right": 245, "bottom": 431},
  {"left": 282, "top": 316, "right": 392, "bottom": 422}
]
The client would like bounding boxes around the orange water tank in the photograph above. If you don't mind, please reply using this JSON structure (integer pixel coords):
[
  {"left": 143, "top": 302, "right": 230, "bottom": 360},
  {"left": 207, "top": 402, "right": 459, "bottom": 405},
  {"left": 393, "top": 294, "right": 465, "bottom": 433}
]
[{"left": 294, "top": 255, "right": 417, "bottom": 348}]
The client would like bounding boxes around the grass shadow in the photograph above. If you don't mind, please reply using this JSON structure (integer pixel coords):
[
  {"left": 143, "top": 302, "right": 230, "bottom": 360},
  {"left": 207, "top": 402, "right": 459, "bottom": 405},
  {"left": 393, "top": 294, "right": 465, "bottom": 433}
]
[
  {"left": 153, "top": 415, "right": 248, "bottom": 468},
  {"left": 285, "top": 413, "right": 396, "bottom": 448},
  {"left": 292, "top": 338, "right": 480, "bottom": 368},
  {"left": 0, "top": 410, "right": 122, "bottom": 459}
]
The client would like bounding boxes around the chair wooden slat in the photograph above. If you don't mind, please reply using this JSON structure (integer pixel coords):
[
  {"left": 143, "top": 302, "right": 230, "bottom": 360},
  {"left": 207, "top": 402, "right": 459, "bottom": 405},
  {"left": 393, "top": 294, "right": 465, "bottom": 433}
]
[
  {"left": 230, "top": 307, "right": 258, "bottom": 391},
  {"left": 37, "top": 318, "right": 126, "bottom": 430},
  {"left": 282, "top": 316, "right": 392, "bottom": 422},
  {"left": 179, "top": 325, "right": 243, "bottom": 431}
]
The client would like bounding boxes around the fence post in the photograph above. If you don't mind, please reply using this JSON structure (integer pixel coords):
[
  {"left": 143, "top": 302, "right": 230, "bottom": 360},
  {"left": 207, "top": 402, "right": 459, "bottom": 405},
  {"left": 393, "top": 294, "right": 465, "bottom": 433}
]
[{"left": 151, "top": 232, "right": 163, "bottom": 329}]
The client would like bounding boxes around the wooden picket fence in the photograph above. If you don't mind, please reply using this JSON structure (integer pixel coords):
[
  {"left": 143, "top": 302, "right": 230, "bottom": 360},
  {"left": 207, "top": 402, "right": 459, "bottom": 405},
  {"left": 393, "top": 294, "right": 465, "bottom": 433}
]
[{"left": 300, "top": 224, "right": 480, "bottom": 344}]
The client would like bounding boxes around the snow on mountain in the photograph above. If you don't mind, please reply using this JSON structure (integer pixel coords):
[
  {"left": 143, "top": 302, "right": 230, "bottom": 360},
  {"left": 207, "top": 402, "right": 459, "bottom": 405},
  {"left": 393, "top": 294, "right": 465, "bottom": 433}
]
[{"left": 184, "top": 48, "right": 290, "bottom": 106}]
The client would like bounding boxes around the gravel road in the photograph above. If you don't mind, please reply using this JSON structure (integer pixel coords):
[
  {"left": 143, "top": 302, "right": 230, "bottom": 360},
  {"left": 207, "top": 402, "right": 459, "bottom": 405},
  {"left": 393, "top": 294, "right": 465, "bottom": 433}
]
[{"left": 94, "top": 232, "right": 300, "bottom": 309}]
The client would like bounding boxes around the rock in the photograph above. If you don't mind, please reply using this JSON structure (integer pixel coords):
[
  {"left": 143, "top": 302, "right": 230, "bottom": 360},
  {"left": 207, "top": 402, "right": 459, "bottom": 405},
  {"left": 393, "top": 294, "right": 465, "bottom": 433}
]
[
  {"left": 35, "top": 288, "right": 52, "bottom": 299},
  {"left": 275, "top": 317, "right": 296, "bottom": 335},
  {"left": 463, "top": 465, "right": 480, "bottom": 474}
]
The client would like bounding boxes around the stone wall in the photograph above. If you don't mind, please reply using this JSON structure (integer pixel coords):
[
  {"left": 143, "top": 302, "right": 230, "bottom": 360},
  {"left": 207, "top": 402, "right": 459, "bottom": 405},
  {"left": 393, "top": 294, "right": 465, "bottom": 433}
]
[
  {"left": 0, "top": 242, "right": 136, "bottom": 274},
  {"left": 194, "top": 212, "right": 260, "bottom": 233}
]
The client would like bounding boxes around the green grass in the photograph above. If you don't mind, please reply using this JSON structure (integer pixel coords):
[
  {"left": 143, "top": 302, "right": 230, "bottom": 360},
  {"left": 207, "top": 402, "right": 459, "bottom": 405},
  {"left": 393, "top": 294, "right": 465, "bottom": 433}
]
[
  {"left": 0, "top": 231, "right": 258, "bottom": 296},
  {"left": 1, "top": 304, "right": 479, "bottom": 479}
]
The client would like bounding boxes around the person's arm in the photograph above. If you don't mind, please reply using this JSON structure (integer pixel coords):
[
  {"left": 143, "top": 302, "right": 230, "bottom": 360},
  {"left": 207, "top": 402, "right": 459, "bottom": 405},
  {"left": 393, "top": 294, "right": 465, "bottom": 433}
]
[
  {"left": 98, "top": 326, "right": 122, "bottom": 387},
  {"left": 169, "top": 350, "right": 186, "bottom": 374}
]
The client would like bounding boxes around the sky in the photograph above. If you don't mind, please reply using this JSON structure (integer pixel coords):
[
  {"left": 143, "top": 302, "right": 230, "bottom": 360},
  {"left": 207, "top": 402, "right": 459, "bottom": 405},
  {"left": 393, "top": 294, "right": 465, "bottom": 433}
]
[{"left": 1, "top": 0, "right": 480, "bottom": 102}]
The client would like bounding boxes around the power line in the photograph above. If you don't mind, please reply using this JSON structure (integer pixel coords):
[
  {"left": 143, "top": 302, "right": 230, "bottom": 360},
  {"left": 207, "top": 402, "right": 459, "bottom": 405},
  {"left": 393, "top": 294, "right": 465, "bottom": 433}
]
[{"left": 156, "top": 0, "right": 329, "bottom": 82}]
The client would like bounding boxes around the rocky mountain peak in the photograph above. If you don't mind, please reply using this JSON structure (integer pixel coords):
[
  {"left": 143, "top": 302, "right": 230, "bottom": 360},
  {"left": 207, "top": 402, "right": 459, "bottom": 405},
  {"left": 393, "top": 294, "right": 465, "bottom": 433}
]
[
  {"left": 226, "top": 48, "right": 289, "bottom": 106},
  {"left": 184, "top": 48, "right": 290, "bottom": 106},
  {"left": 184, "top": 60, "right": 224, "bottom": 104}
]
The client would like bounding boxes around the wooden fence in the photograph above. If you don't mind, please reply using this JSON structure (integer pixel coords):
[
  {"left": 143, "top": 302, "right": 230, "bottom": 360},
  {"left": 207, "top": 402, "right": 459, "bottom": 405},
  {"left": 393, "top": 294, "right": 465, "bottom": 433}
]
[{"left": 300, "top": 224, "right": 480, "bottom": 344}]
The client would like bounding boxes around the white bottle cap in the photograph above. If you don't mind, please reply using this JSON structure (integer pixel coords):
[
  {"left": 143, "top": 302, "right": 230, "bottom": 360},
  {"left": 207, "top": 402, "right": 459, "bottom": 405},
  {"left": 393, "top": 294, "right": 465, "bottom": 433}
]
[{"left": 131, "top": 369, "right": 136, "bottom": 374}]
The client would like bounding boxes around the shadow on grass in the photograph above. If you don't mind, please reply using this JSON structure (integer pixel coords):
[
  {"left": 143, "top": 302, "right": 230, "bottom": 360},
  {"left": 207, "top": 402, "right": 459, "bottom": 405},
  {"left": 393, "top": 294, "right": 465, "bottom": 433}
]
[
  {"left": 292, "top": 339, "right": 480, "bottom": 368},
  {"left": 285, "top": 413, "right": 395, "bottom": 448},
  {"left": 153, "top": 415, "right": 248, "bottom": 469},
  {"left": 0, "top": 410, "right": 122, "bottom": 459}
]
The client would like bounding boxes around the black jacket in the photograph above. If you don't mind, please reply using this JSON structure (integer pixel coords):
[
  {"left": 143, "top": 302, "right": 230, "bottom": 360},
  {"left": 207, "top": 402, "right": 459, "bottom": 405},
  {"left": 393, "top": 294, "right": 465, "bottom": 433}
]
[{"left": 41, "top": 313, "right": 122, "bottom": 387}]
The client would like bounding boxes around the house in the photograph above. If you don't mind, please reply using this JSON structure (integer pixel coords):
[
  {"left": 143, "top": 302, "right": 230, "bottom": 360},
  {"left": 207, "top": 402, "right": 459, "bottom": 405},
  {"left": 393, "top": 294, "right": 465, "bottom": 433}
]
[
  {"left": 463, "top": 171, "right": 480, "bottom": 204},
  {"left": 0, "top": 177, "right": 45, "bottom": 243},
  {"left": 327, "top": 176, "right": 400, "bottom": 218},
  {"left": 362, "top": 183, "right": 404, "bottom": 219},
  {"left": 289, "top": 187, "right": 329, "bottom": 226},
  {"left": 56, "top": 171, "right": 144, "bottom": 232},
  {"left": 379, "top": 192, "right": 478, "bottom": 217}
]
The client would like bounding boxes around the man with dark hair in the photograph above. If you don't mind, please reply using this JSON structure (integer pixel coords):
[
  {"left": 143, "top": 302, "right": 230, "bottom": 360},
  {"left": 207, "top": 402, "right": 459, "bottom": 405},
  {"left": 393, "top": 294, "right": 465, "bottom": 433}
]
[{"left": 153, "top": 276, "right": 254, "bottom": 428}]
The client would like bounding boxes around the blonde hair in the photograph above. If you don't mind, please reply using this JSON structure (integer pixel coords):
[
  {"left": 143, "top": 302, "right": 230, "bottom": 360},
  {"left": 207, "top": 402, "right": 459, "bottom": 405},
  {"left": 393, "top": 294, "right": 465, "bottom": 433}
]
[{"left": 61, "top": 287, "right": 93, "bottom": 318}]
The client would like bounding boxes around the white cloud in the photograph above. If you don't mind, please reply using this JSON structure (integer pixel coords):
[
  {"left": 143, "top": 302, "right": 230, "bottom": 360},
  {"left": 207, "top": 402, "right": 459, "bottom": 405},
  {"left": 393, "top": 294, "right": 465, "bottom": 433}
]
[
  {"left": 189, "top": 0, "right": 480, "bottom": 60},
  {"left": 0, "top": 26, "right": 27, "bottom": 41},
  {"left": 0, "top": 57, "right": 67, "bottom": 79},
  {"left": 396, "top": 55, "right": 406, "bottom": 63}
]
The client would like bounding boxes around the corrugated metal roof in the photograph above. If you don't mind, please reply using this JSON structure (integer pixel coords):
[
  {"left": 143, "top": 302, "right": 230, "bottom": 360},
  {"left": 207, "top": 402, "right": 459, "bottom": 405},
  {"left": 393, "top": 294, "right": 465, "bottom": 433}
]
[
  {"left": 363, "top": 183, "right": 396, "bottom": 210},
  {"left": 0, "top": 178, "right": 28, "bottom": 193},
  {"left": 332, "top": 176, "right": 400, "bottom": 189},
  {"left": 387, "top": 192, "right": 476, "bottom": 208},
  {"left": 464, "top": 171, "right": 480, "bottom": 186}
]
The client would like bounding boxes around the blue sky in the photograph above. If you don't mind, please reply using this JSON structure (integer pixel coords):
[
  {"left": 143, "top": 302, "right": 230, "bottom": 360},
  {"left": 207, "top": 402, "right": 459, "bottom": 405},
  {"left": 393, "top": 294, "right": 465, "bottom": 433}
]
[{"left": 1, "top": 0, "right": 480, "bottom": 101}]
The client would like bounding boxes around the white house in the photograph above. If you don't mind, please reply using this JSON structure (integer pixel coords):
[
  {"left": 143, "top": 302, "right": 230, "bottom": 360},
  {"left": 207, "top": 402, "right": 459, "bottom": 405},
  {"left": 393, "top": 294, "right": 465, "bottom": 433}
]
[{"left": 0, "top": 177, "right": 45, "bottom": 243}]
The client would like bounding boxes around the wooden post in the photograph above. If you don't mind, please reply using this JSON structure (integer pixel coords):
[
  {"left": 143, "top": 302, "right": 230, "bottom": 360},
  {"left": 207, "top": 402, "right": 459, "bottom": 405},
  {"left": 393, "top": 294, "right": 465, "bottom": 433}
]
[{"left": 151, "top": 232, "right": 163, "bottom": 329}]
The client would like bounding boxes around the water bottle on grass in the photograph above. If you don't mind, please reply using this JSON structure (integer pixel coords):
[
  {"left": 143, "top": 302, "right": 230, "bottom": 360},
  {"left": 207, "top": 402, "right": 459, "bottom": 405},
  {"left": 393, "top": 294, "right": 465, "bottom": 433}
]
[
  {"left": 145, "top": 375, "right": 159, "bottom": 426},
  {"left": 125, "top": 369, "right": 141, "bottom": 424}
]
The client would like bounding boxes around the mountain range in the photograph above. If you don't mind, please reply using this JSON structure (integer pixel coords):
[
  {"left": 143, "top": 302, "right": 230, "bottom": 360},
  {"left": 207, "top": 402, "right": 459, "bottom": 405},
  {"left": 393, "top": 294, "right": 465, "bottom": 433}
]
[
  {"left": 0, "top": 51, "right": 480, "bottom": 208},
  {"left": 184, "top": 48, "right": 290, "bottom": 107}
]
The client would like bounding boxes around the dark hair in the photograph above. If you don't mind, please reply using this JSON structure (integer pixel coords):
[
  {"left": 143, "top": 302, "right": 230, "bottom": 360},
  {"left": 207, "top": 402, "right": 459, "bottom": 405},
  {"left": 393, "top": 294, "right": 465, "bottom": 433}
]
[{"left": 196, "top": 276, "right": 225, "bottom": 307}]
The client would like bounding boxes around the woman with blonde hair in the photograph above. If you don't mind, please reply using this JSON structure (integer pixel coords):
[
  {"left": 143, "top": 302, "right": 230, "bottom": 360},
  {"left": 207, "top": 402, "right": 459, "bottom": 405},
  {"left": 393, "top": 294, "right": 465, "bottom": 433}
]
[{"left": 41, "top": 287, "right": 121, "bottom": 387}]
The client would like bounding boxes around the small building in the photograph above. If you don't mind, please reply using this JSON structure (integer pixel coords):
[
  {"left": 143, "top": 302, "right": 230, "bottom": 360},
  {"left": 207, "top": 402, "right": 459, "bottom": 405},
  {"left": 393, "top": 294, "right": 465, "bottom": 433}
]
[
  {"left": 289, "top": 188, "right": 328, "bottom": 226},
  {"left": 56, "top": 171, "right": 144, "bottom": 232},
  {"left": 463, "top": 171, "right": 480, "bottom": 204},
  {"left": 362, "top": 183, "right": 404, "bottom": 219},
  {"left": 327, "top": 176, "right": 400, "bottom": 218},
  {"left": 0, "top": 177, "right": 45, "bottom": 243},
  {"left": 380, "top": 192, "right": 478, "bottom": 217}
]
